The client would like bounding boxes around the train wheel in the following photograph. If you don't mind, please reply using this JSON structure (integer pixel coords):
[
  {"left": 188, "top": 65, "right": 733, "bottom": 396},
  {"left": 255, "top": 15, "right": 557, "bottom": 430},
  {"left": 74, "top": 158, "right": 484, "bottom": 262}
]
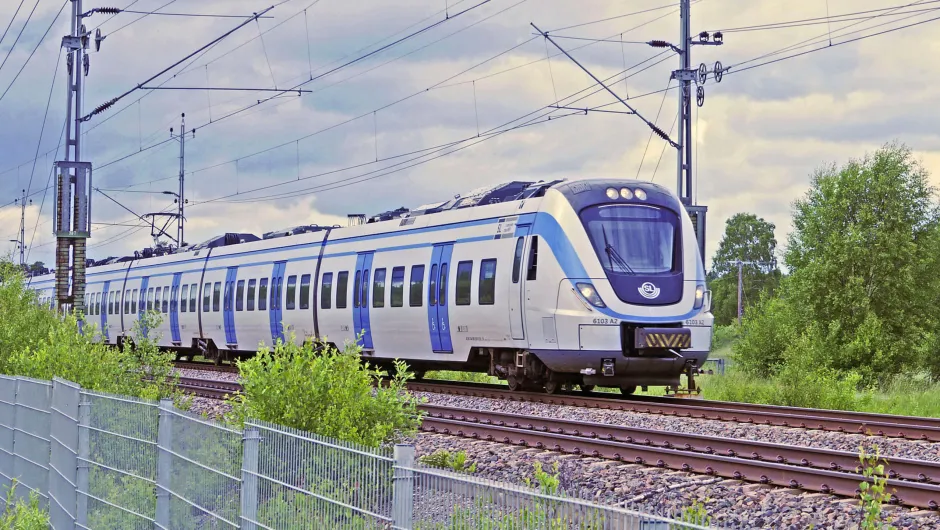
[
  {"left": 619, "top": 385, "right": 637, "bottom": 395},
  {"left": 507, "top": 375, "right": 523, "bottom": 391},
  {"left": 580, "top": 385, "right": 595, "bottom": 394},
  {"left": 544, "top": 379, "right": 560, "bottom": 394}
]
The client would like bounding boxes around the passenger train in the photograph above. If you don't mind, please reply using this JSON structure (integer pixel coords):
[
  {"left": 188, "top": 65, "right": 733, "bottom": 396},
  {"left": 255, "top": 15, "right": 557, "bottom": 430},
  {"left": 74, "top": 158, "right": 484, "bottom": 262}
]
[{"left": 29, "top": 178, "right": 713, "bottom": 393}]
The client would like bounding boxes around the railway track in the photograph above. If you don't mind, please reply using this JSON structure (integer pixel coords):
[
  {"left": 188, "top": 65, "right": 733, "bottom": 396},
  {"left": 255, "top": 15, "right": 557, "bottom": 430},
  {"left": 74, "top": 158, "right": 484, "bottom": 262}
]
[
  {"left": 174, "top": 360, "right": 239, "bottom": 374},
  {"left": 172, "top": 376, "right": 940, "bottom": 509},
  {"left": 409, "top": 380, "right": 940, "bottom": 442},
  {"left": 420, "top": 405, "right": 940, "bottom": 510}
]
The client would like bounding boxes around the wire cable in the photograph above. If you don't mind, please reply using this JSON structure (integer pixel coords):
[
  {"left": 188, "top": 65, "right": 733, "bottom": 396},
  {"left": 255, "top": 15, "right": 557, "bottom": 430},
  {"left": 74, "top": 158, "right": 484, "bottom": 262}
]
[
  {"left": 24, "top": 50, "right": 62, "bottom": 200},
  {"left": 712, "top": 1, "right": 940, "bottom": 32},
  {"left": 546, "top": 2, "right": 678, "bottom": 33},
  {"left": 0, "top": 0, "right": 41, "bottom": 76},
  {"left": 0, "top": 0, "right": 28, "bottom": 47},
  {"left": 0, "top": 0, "right": 69, "bottom": 106}
]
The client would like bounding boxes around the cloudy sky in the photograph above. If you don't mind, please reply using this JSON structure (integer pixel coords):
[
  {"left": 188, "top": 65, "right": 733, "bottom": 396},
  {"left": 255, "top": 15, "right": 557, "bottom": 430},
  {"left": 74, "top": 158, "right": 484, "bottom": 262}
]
[{"left": 1, "top": 0, "right": 939, "bottom": 269}]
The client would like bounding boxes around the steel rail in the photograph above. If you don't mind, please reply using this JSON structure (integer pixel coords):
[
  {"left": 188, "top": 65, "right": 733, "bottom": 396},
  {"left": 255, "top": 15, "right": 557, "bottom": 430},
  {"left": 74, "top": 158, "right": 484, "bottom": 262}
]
[
  {"left": 176, "top": 377, "right": 241, "bottom": 399},
  {"left": 409, "top": 381, "right": 940, "bottom": 441},
  {"left": 173, "top": 361, "right": 240, "bottom": 374},
  {"left": 419, "top": 414, "right": 940, "bottom": 510},
  {"left": 420, "top": 404, "right": 940, "bottom": 485}
]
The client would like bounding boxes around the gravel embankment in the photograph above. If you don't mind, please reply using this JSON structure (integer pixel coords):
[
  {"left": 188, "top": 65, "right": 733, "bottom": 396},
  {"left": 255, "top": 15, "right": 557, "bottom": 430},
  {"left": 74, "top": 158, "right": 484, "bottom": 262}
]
[
  {"left": 174, "top": 367, "right": 241, "bottom": 382},
  {"left": 416, "top": 392, "right": 940, "bottom": 463},
  {"left": 416, "top": 433, "right": 940, "bottom": 530}
]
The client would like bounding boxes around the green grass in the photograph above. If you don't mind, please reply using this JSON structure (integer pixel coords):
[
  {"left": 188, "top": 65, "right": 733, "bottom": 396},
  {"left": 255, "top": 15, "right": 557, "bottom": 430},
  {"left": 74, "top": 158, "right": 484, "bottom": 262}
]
[{"left": 700, "top": 369, "right": 940, "bottom": 417}]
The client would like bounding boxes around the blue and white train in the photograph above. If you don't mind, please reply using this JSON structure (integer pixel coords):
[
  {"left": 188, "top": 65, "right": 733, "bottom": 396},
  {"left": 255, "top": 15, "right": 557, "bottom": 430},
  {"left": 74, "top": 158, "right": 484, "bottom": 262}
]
[{"left": 30, "top": 178, "right": 713, "bottom": 393}]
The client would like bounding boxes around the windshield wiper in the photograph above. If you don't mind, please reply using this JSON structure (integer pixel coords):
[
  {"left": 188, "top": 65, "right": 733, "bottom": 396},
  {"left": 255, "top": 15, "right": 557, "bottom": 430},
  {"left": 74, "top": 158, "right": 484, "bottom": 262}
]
[{"left": 601, "top": 226, "right": 636, "bottom": 275}]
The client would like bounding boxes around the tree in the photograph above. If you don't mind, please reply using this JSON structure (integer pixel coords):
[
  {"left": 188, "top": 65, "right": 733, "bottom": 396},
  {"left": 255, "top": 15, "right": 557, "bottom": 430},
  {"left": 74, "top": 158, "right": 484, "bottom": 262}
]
[
  {"left": 708, "top": 213, "right": 780, "bottom": 326},
  {"left": 735, "top": 143, "right": 940, "bottom": 382},
  {"left": 27, "top": 262, "right": 45, "bottom": 275}
]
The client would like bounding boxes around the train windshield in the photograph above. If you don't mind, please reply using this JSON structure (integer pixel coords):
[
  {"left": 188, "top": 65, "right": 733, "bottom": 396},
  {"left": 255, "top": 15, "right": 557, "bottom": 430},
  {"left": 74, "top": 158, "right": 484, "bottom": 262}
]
[{"left": 580, "top": 204, "right": 679, "bottom": 275}]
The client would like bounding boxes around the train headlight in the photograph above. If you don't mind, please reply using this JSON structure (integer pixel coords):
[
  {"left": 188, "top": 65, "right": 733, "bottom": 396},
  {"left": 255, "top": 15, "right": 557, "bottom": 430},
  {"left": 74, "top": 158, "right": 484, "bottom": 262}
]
[
  {"left": 576, "top": 282, "right": 606, "bottom": 308},
  {"left": 693, "top": 284, "right": 706, "bottom": 310},
  {"left": 605, "top": 187, "right": 619, "bottom": 200},
  {"left": 620, "top": 187, "right": 633, "bottom": 199},
  {"left": 634, "top": 188, "right": 648, "bottom": 200}
]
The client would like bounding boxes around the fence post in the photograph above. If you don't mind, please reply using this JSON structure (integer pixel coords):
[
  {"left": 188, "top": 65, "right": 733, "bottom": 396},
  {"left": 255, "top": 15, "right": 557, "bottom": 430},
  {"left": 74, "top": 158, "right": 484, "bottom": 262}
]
[
  {"left": 155, "top": 399, "right": 173, "bottom": 528},
  {"left": 240, "top": 427, "right": 261, "bottom": 530},
  {"left": 392, "top": 444, "right": 415, "bottom": 530},
  {"left": 75, "top": 396, "right": 90, "bottom": 528}
]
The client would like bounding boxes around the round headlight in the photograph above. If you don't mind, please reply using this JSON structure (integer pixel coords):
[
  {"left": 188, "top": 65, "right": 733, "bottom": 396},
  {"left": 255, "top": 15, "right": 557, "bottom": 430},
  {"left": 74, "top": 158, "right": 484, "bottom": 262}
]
[
  {"left": 579, "top": 284, "right": 596, "bottom": 299},
  {"left": 635, "top": 188, "right": 648, "bottom": 200},
  {"left": 605, "top": 187, "right": 618, "bottom": 200},
  {"left": 620, "top": 188, "right": 633, "bottom": 199}
]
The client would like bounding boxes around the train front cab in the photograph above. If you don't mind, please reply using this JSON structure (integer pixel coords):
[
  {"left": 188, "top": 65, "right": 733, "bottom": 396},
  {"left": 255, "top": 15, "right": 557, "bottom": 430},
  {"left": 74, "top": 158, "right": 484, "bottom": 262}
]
[{"left": 527, "top": 179, "right": 713, "bottom": 393}]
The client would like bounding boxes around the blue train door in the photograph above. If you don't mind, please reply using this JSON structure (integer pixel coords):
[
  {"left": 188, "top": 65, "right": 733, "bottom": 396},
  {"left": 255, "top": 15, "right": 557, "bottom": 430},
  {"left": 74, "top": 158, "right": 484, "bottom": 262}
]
[
  {"left": 169, "top": 273, "right": 182, "bottom": 344},
  {"left": 138, "top": 276, "right": 150, "bottom": 337},
  {"left": 427, "top": 243, "right": 454, "bottom": 353},
  {"left": 353, "top": 252, "right": 375, "bottom": 349},
  {"left": 224, "top": 267, "right": 238, "bottom": 346},
  {"left": 269, "top": 262, "right": 286, "bottom": 344},
  {"left": 100, "top": 281, "right": 111, "bottom": 342}
]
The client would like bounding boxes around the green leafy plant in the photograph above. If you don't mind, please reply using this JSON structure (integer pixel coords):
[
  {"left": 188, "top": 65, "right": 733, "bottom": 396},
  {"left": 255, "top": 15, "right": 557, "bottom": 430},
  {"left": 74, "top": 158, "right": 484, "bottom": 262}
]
[
  {"left": 524, "top": 461, "right": 561, "bottom": 496},
  {"left": 859, "top": 445, "right": 895, "bottom": 530},
  {"left": 420, "top": 449, "right": 477, "bottom": 473},
  {"left": 226, "top": 335, "right": 423, "bottom": 448},
  {"left": 678, "top": 500, "right": 711, "bottom": 529},
  {"left": 0, "top": 480, "right": 49, "bottom": 530}
]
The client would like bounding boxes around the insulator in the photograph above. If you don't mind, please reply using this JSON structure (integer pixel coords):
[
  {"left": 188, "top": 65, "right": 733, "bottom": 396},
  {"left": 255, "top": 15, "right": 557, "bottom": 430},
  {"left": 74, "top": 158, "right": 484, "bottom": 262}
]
[
  {"left": 651, "top": 124, "right": 671, "bottom": 142},
  {"left": 648, "top": 40, "right": 670, "bottom": 48},
  {"left": 714, "top": 31, "right": 723, "bottom": 43},
  {"left": 91, "top": 98, "right": 117, "bottom": 117},
  {"left": 698, "top": 31, "right": 709, "bottom": 41},
  {"left": 96, "top": 7, "right": 121, "bottom": 14},
  {"left": 66, "top": 54, "right": 73, "bottom": 76},
  {"left": 83, "top": 55, "right": 89, "bottom": 76}
]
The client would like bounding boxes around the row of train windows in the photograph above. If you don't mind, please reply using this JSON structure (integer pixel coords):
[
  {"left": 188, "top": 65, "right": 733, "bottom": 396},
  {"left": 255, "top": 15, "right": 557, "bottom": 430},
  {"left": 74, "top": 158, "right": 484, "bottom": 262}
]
[{"left": 81, "top": 255, "right": 507, "bottom": 316}]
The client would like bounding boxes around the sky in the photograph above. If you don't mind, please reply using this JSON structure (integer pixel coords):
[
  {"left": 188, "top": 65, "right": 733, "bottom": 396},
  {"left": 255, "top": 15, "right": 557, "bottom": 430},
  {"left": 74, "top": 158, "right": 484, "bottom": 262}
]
[{"left": 1, "top": 0, "right": 939, "bottom": 270}]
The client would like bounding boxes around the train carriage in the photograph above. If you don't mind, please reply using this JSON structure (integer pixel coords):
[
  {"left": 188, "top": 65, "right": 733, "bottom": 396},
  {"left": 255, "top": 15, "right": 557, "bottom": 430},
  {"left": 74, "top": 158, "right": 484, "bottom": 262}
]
[{"left": 29, "top": 178, "right": 713, "bottom": 393}]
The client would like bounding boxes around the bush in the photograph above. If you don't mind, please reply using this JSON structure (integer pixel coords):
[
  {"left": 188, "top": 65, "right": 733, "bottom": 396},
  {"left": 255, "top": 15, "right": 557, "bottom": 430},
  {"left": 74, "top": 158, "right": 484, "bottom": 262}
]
[
  {"left": 0, "top": 263, "right": 180, "bottom": 401},
  {"left": 226, "top": 335, "right": 423, "bottom": 448},
  {"left": 424, "top": 370, "right": 500, "bottom": 384},
  {"left": 0, "top": 481, "right": 48, "bottom": 530},
  {"left": 420, "top": 449, "right": 477, "bottom": 473}
]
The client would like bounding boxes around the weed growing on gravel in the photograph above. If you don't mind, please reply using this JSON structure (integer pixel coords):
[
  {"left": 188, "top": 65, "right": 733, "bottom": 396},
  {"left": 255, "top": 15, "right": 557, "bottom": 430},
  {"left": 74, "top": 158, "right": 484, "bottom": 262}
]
[
  {"left": 678, "top": 500, "right": 711, "bottom": 529},
  {"left": 420, "top": 449, "right": 477, "bottom": 473},
  {"left": 859, "top": 445, "right": 895, "bottom": 530},
  {"left": 524, "top": 461, "right": 561, "bottom": 495}
]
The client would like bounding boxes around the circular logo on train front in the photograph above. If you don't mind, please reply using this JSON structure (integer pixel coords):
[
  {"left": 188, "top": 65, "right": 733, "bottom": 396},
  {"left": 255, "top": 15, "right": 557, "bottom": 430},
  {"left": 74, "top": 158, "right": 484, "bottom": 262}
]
[{"left": 638, "top": 282, "right": 661, "bottom": 300}]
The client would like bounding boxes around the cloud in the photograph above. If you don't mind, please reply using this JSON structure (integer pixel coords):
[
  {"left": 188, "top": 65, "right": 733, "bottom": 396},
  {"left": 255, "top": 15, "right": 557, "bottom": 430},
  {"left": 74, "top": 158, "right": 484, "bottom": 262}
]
[{"left": 0, "top": 0, "right": 939, "bottom": 274}]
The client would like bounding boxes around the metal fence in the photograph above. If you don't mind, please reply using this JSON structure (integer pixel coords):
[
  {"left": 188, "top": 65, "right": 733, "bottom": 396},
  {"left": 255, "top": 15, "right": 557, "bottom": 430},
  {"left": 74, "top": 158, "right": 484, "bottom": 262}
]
[{"left": 0, "top": 375, "right": 717, "bottom": 529}]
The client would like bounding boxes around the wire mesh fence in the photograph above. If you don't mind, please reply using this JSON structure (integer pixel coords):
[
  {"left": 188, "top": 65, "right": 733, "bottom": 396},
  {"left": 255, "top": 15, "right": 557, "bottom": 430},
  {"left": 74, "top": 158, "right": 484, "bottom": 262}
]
[{"left": 0, "top": 375, "right": 723, "bottom": 529}]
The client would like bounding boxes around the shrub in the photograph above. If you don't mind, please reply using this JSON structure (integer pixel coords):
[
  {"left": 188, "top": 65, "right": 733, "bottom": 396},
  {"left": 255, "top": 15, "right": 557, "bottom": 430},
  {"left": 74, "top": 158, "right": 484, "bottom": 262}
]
[
  {"left": 420, "top": 449, "right": 477, "bottom": 473},
  {"left": 0, "top": 481, "right": 49, "bottom": 530},
  {"left": 227, "top": 335, "right": 422, "bottom": 448},
  {"left": 859, "top": 445, "right": 895, "bottom": 530},
  {"left": 424, "top": 370, "right": 500, "bottom": 384}
]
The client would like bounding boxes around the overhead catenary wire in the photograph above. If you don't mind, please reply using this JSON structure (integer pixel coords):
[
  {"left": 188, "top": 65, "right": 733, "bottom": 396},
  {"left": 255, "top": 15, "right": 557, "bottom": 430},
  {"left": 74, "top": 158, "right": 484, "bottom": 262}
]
[
  {"left": 0, "top": 0, "right": 41, "bottom": 76},
  {"left": 24, "top": 50, "right": 63, "bottom": 201},
  {"left": 0, "top": 0, "right": 28, "bottom": 47},
  {"left": 0, "top": 0, "right": 69, "bottom": 107},
  {"left": 711, "top": 1, "right": 940, "bottom": 32}
]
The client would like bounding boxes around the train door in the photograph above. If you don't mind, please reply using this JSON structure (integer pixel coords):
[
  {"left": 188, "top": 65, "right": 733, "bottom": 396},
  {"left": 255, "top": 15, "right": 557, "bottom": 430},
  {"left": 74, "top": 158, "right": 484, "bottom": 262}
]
[
  {"left": 169, "top": 273, "right": 182, "bottom": 344},
  {"left": 428, "top": 243, "right": 454, "bottom": 353},
  {"left": 269, "top": 262, "right": 286, "bottom": 345},
  {"left": 353, "top": 252, "right": 375, "bottom": 349},
  {"left": 508, "top": 227, "right": 531, "bottom": 340},
  {"left": 138, "top": 276, "right": 150, "bottom": 337},
  {"left": 101, "top": 281, "right": 111, "bottom": 342},
  {"left": 224, "top": 267, "right": 238, "bottom": 347}
]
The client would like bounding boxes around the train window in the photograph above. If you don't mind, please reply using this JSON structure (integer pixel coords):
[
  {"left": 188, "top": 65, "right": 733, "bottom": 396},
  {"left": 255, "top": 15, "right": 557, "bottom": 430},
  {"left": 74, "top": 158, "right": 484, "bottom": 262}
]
[
  {"left": 213, "top": 282, "right": 221, "bottom": 312},
  {"left": 180, "top": 285, "right": 188, "bottom": 313},
  {"left": 169, "top": 286, "right": 177, "bottom": 314},
  {"left": 286, "top": 275, "right": 297, "bottom": 310},
  {"left": 189, "top": 285, "right": 197, "bottom": 313},
  {"left": 273, "top": 277, "right": 283, "bottom": 310},
  {"left": 224, "top": 281, "right": 233, "bottom": 312},
  {"left": 336, "top": 272, "right": 348, "bottom": 309},
  {"left": 320, "top": 273, "right": 333, "bottom": 309},
  {"left": 373, "top": 269, "right": 386, "bottom": 308},
  {"left": 139, "top": 290, "right": 145, "bottom": 314},
  {"left": 479, "top": 259, "right": 497, "bottom": 305},
  {"left": 428, "top": 264, "right": 438, "bottom": 306},
  {"left": 526, "top": 236, "right": 539, "bottom": 281},
  {"left": 408, "top": 265, "right": 423, "bottom": 307},
  {"left": 203, "top": 283, "right": 211, "bottom": 312},
  {"left": 247, "top": 279, "right": 256, "bottom": 311},
  {"left": 300, "top": 274, "right": 311, "bottom": 310},
  {"left": 148, "top": 288, "right": 155, "bottom": 312},
  {"left": 155, "top": 288, "right": 162, "bottom": 315},
  {"left": 108, "top": 291, "right": 114, "bottom": 315},
  {"left": 124, "top": 290, "right": 131, "bottom": 314},
  {"left": 132, "top": 289, "right": 138, "bottom": 314},
  {"left": 258, "top": 279, "right": 268, "bottom": 311},
  {"left": 236, "top": 280, "right": 245, "bottom": 311},
  {"left": 455, "top": 261, "right": 472, "bottom": 306},
  {"left": 439, "top": 264, "right": 448, "bottom": 305},
  {"left": 163, "top": 287, "right": 170, "bottom": 314},
  {"left": 361, "top": 269, "right": 370, "bottom": 310},
  {"left": 390, "top": 267, "right": 405, "bottom": 307},
  {"left": 96, "top": 293, "right": 101, "bottom": 315},
  {"left": 353, "top": 271, "right": 362, "bottom": 308},
  {"left": 512, "top": 237, "right": 524, "bottom": 283}
]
